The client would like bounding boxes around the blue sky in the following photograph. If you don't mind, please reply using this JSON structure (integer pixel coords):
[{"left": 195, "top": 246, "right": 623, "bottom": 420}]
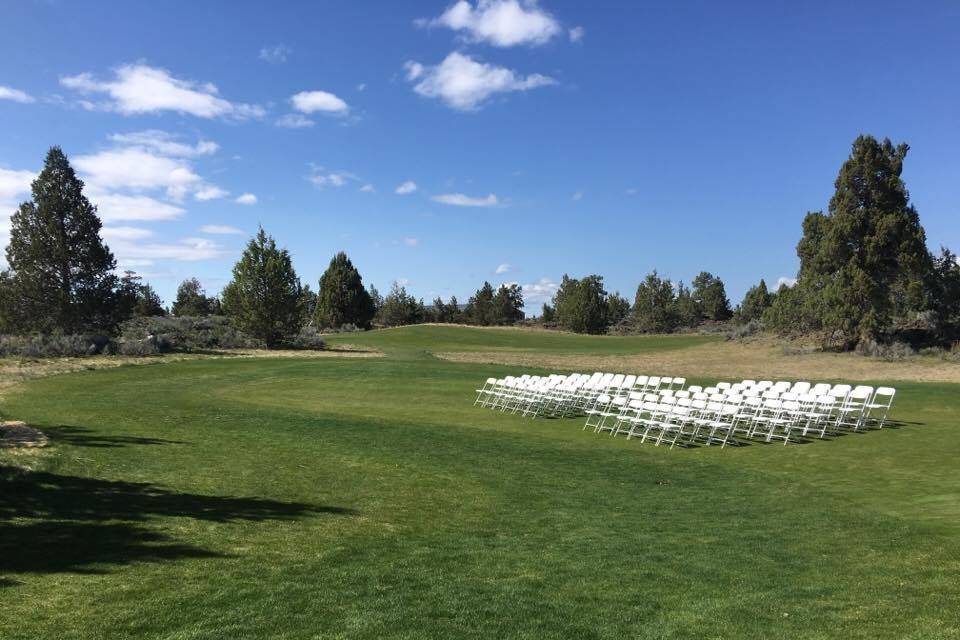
[{"left": 1, "top": 1, "right": 958, "bottom": 311}]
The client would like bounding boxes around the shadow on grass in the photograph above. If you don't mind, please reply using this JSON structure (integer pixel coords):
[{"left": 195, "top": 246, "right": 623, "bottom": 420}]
[
  {"left": 0, "top": 466, "right": 356, "bottom": 583},
  {"left": 42, "top": 425, "right": 188, "bottom": 448}
]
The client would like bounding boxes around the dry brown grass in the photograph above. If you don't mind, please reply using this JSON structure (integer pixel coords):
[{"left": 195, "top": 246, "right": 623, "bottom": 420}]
[
  {"left": 0, "top": 347, "right": 381, "bottom": 402},
  {"left": 436, "top": 336, "right": 960, "bottom": 384}
]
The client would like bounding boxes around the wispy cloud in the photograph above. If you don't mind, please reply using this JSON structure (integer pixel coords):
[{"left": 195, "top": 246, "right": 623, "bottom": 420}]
[
  {"left": 522, "top": 277, "right": 560, "bottom": 305},
  {"left": 259, "top": 44, "right": 292, "bottom": 63},
  {"left": 568, "top": 26, "right": 585, "bottom": 43},
  {"left": 0, "top": 85, "right": 34, "bottom": 103},
  {"left": 200, "top": 224, "right": 244, "bottom": 235},
  {"left": 291, "top": 90, "right": 349, "bottom": 115},
  {"left": 275, "top": 113, "right": 314, "bottom": 128},
  {"left": 109, "top": 130, "right": 218, "bottom": 157},
  {"left": 404, "top": 52, "right": 554, "bottom": 111},
  {"left": 60, "top": 64, "right": 265, "bottom": 119},
  {"left": 235, "top": 193, "right": 257, "bottom": 205},
  {"left": 432, "top": 192, "right": 499, "bottom": 207},
  {"left": 496, "top": 263, "right": 510, "bottom": 274},
  {"left": 395, "top": 180, "right": 418, "bottom": 195}
]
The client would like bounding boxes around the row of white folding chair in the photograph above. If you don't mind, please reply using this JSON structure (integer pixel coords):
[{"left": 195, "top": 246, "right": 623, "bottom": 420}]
[
  {"left": 582, "top": 376, "right": 686, "bottom": 429},
  {"left": 711, "top": 382, "right": 895, "bottom": 430}
]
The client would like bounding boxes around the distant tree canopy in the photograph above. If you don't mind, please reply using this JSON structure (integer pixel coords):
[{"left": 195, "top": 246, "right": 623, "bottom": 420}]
[
  {"left": 221, "top": 228, "right": 305, "bottom": 347},
  {"left": 553, "top": 274, "right": 609, "bottom": 334},
  {"left": 1, "top": 146, "right": 118, "bottom": 334},
  {"left": 172, "top": 278, "right": 218, "bottom": 317},
  {"left": 691, "top": 271, "right": 732, "bottom": 321},
  {"left": 465, "top": 281, "right": 496, "bottom": 326},
  {"left": 764, "top": 134, "right": 955, "bottom": 346},
  {"left": 377, "top": 282, "right": 424, "bottom": 327},
  {"left": 737, "top": 279, "right": 772, "bottom": 323},
  {"left": 632, "top": 271, "right": 677, "bottom": 333},
  {"left": 116, "top": 271, "right": 166, "bottom": 320},
  {"left": 314, "top": 252, "right": 375, "bottom": 329}
]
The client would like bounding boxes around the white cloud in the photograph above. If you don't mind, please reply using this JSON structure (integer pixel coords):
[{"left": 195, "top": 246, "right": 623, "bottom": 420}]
[
  {"left": 402, "top": 237, "right": 419, "bottom": 247},
  {"left": 109, "top": 130, "right": 218, "bottom": 157},
  {"left": 356, "top": 83, "right": 367, "bottom": 92},
  {"left": 495, "top": 263, "right": 510, "bottom": 274},
  {"left": 776, "top": 276, "right": 798, "bottom": 289},
  {"left": 90, "top": 193, "right": 186, "bottom": 222},
  {"left": 74, "top": 148, "right": 202, "bottom": 200},
  {"left": 395, "top": 180, "right": 418, "bottom": 195},
  {"left": 60, "top": 64, "right": 265, "bottom": 119},
  {"left": 235, "top": 193, "right": 257, "bottom": 205},
  {"left": 309, "top": 170, "right": 356, "bottom": 188},
  {"left": 101, "top": 226, "right": 154, "bottom": 241},
  {"left": 396, "top": 278, "right": 412, "bottom": 287},
  {"left": 200, "top": 224, "right": 244, "bottom": 235},
  {"left": 422, "top": 0, "right": 562, "bottom": 47},
  {"left": 432, "top": 192, "right": 499, "bottom": 207},
  {"left": 0, "top": 85, "right": 34, "bottom": 103},
  {"left": 404, "top": 52, "right": 555, "bottom": 110},
  {"left": 110, "top": 236, "right": 224, "bottom": 262},
  {"left": 360, "top": 184, "right": 375, "bottom": 193},
  {"left": 0, "top": 167, "right": 35, "bottom": 213},
  {"left": 259, "top": 44, "right": 292, "bottom": 63},
  {"left": 276, "top": 113, "right": 315, "bottom": 128},
  {"left": 568, "top": 26, "right": 585, "bottom": 43},
  {"left": 522, "top": 277, "right": 559, "bottom": 305},
  {"left": 194, "top": 185, "right": 229, "bottom": 201},
  {"left": 291, "top": 90, "right": 349, "bottom": 115},
  {"left": 572, "top": 190, "right": 583, "bottom": 201}
]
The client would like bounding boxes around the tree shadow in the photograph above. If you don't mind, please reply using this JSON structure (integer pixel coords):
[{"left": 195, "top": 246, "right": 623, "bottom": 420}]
[
  {"left": 0, "top": 465, "right": 356, "bottom": 583},
  {"left": 41, "top": 425, "right": 188, "bottom": 448}
]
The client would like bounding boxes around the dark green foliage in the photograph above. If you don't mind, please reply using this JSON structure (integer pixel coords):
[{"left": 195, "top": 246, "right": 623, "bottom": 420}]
[
  {"left": 3, "top": 147, "right": 118, "bottom": 334},
  {"left": 115, "top": 271, "right": 166, "bottom": 321},
  {"left": 492, "top": 284, "right": 524, "bottom": 325},
  {"left": 427, "top": 296, "right": 461, "bottom": 323},
  {"left": 737, "top": 279, "right": 772, "bottom": 323},
  {"left": 540, "top": 303, "right": 556, "bottom": 323},
  {"left": 691, "top": 271, "right": 732, "bottom": 321},
  {"left": 465, "top": 282, "right": 496, "bottom": 326},
  {"left": 606, "top": 291, "right": 631, "bottom": 327},
  {"left": 632, "top": 271, "right": 678, "bottom": 333},
  {"left": 672, "top": 281, "right": 699, "bottom": 327},
  {"left": 553, "top": 274, "right": 609, "bottom": 334},
  {"left": 376, "top": 282, "right": 424, "bottom": 327},
  {"left": 314, "top": 252, "right": 375, "bottom": 329},
  {"left": 120, "top": 315, "right": 259, "bottom": 352},
  {"left": 447, "top": 295, "right": 461, "bottom": 323},
  {"left": 781, "top": 135, "right": 933, "bottom": 344},
  {"left": 221, "top": 228, "right": 306, "bottom": 347},
  {"left": 301, "top": 284, "right": 318, "bottom": 321},
  {"left": 171, "top": 278, "right": 217, "bottom": 317},
  {"left": 928, "top": 248, "right": 960, "bottom": 337}
]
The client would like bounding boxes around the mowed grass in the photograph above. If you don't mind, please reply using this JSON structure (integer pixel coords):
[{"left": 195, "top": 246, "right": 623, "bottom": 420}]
[{"left": 1, "top": 327, "right": 958, "bottom": 639}]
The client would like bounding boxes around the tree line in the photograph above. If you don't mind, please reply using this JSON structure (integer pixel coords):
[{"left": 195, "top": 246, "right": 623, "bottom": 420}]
[{"left": 2, "top": 138, "right": 957, "bottom": 351}]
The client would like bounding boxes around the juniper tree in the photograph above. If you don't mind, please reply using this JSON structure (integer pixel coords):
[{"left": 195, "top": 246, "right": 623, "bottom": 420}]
[
  {"left": 632, "top": 271, "right": 677, "bottom": 333},
  {"left": 691, "top": 271, "right": 732, "bottom": 321},
  {"left": 554, "top": 274, "right": 608, "bottom": 334},
  {"left": 171, "top": 278, "right": 216, "bottom": 317},
  {"left": 4, "top": 146, "right": 117, "bottom": 333},
  {"left": 465, "top": 281, "right": 496, "bottom": 326},
  {"left": 492, "top": 284, "right": 524, "bottom": 325},
  {"left": 221, "top": 228, "right": 305, "bottom": 347},
  {"left": 314, "top": 252, "right": 375, "bottom": 329},
  {"left": 738, "top": 279, "right": 772, "bottom": 323}
]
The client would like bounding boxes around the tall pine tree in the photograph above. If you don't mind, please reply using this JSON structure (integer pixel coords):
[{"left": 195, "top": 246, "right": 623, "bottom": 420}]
[
  {"left": 221, "top": 228, "right": 305, "bottom": 347},
  {"left": 314, "top": 252, "right": 375, "bottom": 329},
  {"left": 4, "top": 147, "right": 117, "bottom": 334}
]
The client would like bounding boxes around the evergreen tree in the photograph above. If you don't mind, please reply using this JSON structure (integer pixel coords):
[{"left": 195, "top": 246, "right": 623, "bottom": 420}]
[
  {"left": 115, "top": 271, "right": 165, "bottom": 321},
  {"left": 738, "top": 279, "right": 772, "bottom": 323},
  {"left": 314, "top": 252, "right": 375, "bottom": 329},
  {"left": 465, "top": 281, "right": 496, "bottom": 326},
  {"left": 4, "top": 146, "right": 118, "bottom": 333},
  {"left": 368, "top": 284, "right": 384, "bottom": 321},
  {"left": 447, "top": 295, "right": 461, "bottom": 323},
  {"left": 221, "top": 228, "right": 305, "bottom": 347},
  {"left": 429, "top": 296, "right": 448, "bottom": 323},
  {"left": 553, "top": 274, "right": 609, "bottom": 334},
  {"left": 492, "top": 284, "right": 524, "bottom": 325},
  {"left": 606, "top": 291, "right": 632, "bottom": 327},
  {"left": 301, "top": 284, "right": 318, "bottom": 323},
  {"left": 377, "top": 282, "right": 423, "bottom": 327},
  {"left": 691, "top": 271, "right": 732, "bottom": 321},
  {"left": 632, "top": 271, "right": 677, "bottom": 333},
  {"left": 672, "top": 281, "right": 699, "bottom": 327},
  {"left": 794, "top": 135, "right": 932, "bottom": 342},
  {"left": 172, "top": 278, "right": 216, "bottom": 317},
  {"left": 540, "top": 303, "right": 556, "bottom": 324}
]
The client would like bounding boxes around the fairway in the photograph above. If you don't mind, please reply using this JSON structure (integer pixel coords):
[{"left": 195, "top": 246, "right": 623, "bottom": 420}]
[{"left": 2, "top": 327, "right": 959, "bottom": 639}]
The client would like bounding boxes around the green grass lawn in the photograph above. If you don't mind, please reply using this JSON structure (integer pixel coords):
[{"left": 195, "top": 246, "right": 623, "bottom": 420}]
[{"left": 1, "top": 326, "right": 958, "bottom": 639}]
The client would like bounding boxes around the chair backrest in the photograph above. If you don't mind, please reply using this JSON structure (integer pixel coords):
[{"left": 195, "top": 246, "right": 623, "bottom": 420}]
[
  {"left": 673, "top": 377, "right": 686, "bottom": 389},
  {"left": 717, "top": 382, "right": 732, "bottom": 391},
  {"left": 687, "top": 385, "right": 703, "bottom": 393},
  {"left": 792, "top": 381, "right": 811, "bottom": 394}
]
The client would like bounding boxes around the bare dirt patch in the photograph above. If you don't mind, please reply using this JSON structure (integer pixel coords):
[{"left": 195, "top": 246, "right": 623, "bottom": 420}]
[
  {"left": 0, "top": 421, "right": 49, "bottom": 448},
  {"left": 436, "top": 337, "right": 960, "bottom": 384}
]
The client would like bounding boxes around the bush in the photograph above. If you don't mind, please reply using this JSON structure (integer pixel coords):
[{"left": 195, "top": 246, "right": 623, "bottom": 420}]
[
  {"left": 854, "top": 339, "right": 916, "bottom": 361},
  {"left": 120, "top": 316, "right": 260, "bottom": 352},
  {"left": 283, "top": 326, "right": 326, "bottom": 350},
  {"left": 0, "top": 334, "right": 113, "bottom": 358},
  {"left": 725, "top": 319, "right": 763, "bottom": 341}
]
